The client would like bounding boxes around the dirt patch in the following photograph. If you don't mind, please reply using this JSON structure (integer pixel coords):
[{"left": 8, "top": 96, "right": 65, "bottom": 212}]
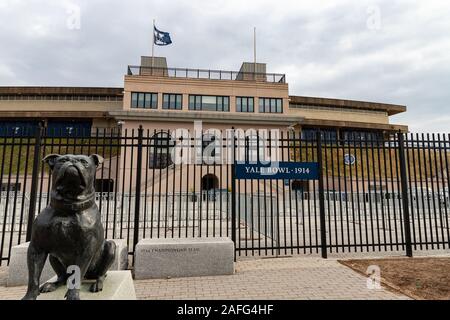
[{"left": 339, "top": 257, "right": 450, "bottom": 300}]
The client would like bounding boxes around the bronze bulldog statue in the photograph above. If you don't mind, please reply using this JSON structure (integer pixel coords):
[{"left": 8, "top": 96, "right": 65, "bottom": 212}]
[{"left": 22, "top": 154, "right": 116, "bottom": 300}]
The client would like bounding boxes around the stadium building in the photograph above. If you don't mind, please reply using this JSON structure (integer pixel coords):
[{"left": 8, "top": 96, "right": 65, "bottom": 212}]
[
  {"left": 0, "top": 56, "right": 407, "bottom": 138},
  {"left": 0, "top": 56, "right": 408, "bottom": 194}
]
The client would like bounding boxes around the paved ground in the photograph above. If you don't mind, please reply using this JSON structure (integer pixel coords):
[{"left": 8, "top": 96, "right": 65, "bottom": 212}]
[{"left": 0, "top": 255, "right": 409, "bottom": 300}]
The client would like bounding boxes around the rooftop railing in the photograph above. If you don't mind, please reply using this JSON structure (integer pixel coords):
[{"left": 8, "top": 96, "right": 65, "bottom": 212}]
[{"left": 127, "top": 66, "right": 286, "bottom": 83}]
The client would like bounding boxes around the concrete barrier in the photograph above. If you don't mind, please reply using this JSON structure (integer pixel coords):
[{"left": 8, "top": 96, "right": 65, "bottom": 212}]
[
  {"left": 134, "top": 237, "right": 234, "bottom": 280},
  {"left": 109, "top": 239, "right": 129, "bottom": 270}
]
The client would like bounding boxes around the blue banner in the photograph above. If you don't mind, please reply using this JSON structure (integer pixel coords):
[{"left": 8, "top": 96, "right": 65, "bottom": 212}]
[
  {"left": 235, "top": 162, "right": 319, "bottom": 180},
  {"left": 154, "top": 26, "right": 172, "bottom": 46}
]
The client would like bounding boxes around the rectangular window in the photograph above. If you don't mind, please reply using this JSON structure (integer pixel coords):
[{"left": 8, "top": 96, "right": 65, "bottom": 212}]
[
  {"left": 162, "top": 93, "right": 182, "bottom": 110},
  {"left": 236, "top": 97, "right": 254, "bottom": 112},
  {"left": 276, "top": 99, "right": 282, "bottom": 113},
  {"left": 202, "top": 96, "right": 217, "bottom": 111},
  {"left": 195, "top": 96, "right": 202, "bottom": 110},
  {"left": 270, "top": 99, "right": 276, "bottom": 113},
  {"left": 301, "top": 128, "right": 338, "bottom": 142},
  {"left": 131, "top": 92, "right": 138, "bottom": 108},
  {"left": 95, "top": 179, "right": 114, "bottom": 193},
  {"left": 224, "top": 97, "right": 229, "bottom": 111},
  {"left": 259, "top": 98, "right": 283, "bottom": 113},
  {"left": 176, "top": 94, "right": 182, "bottom": 109},
  {"left": 131, "top": 92, "right": 157, "bottom": 109},
  {"left": 144, "top": 93, "right": 153, "bottom": 108},
  {"left": 138, "top": 93, "right": 145, "bottom": 107},
  {"left": 189, "top": 95, "right": 195, "bottom": 110},
  {"left": 342, "top": 130, "right": 383, "bottom": 145},
  {"left": 1, "top": 183, "right": 21, "bottom": 192},
  {"left": 188, "top": 95, "right": 230, "bottom": 111}
]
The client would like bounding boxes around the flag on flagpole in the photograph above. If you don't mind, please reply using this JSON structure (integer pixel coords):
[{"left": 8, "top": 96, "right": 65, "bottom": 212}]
[{"left": 154, "top": 26, "right": 172, "bottom": 46}]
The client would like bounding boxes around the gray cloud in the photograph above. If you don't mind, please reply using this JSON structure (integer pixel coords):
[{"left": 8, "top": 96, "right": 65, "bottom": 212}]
[{"left": 0, "top": 0, "right": 449, "bottom": 132}]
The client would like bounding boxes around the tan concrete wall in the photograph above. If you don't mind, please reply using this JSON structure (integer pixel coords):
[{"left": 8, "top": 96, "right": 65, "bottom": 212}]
[
  {"left": 122, "top": 76, "right": 394, "bottom": 126},
  {"left": 0, "top": 100, "right": 123, "bottom": 113},
  {"left": 123, "top": 76, "right": 290, "bottom": 114},
  {"left": 119, "top": 120, "right": 292, "bottom": 192},
  {"left": 92, "top": 118, "right": 119, "bottom": 129},
  {"left": 122, "top": 120, "right": 290, "bottom": 133},
  {"left": 287, "top": 107, "right": 389, "bottom": 124},
  {"left": 129, "top": 164, "right": 290, "bottom": 195}
]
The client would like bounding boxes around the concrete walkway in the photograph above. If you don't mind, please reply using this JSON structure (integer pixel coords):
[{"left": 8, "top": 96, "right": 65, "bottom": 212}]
[{"left": 0, "top": 256, "right": 408, "bottom": 300}]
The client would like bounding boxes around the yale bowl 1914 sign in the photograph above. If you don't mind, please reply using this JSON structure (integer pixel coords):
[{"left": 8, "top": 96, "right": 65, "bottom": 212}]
[{"left": 235, "top": 162, "right": 320, "bottom": 180}]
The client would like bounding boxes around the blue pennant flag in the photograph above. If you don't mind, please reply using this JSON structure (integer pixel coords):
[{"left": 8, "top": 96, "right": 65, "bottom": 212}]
[{"left": 154, "top": 26, "right": 172, "bottom": 46}]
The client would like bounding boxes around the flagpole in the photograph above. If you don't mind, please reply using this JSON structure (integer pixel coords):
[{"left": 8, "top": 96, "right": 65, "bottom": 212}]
[
  {"left": 253, "top": 27, "right": 256, "bottom": 79},
  {"left": 151, "top": 19, "right": 155, "bottom": 68}
]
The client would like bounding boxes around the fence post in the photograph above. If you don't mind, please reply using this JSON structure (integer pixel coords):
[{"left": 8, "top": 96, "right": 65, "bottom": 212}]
[
  {"left": 316, "top": 133, "right": 328, "bottom": 258},
  {"left": 132, "top": 126, "right": 144, "bottom": 261},
  {"left": 230, "top": 129, "right": 237, "bottom": 262},
  {"left": 398, "top": 132, "right": 413, "bottom": 257},
  {"left": 26, "top": 123, "right": 43, "bottom": 242}
]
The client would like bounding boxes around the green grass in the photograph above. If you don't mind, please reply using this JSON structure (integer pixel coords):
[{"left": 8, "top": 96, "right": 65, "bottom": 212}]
[
  {"left": 291, "top": 143, "right": 450, "bottom": 180},
  {"left": 0, "top": 137, "right": 120, "bottom": 175}
]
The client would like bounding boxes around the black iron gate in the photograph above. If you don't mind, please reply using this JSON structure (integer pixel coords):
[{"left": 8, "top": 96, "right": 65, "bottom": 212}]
[{"left": 0, "top": 127, "right": 449, "bottom": 265}]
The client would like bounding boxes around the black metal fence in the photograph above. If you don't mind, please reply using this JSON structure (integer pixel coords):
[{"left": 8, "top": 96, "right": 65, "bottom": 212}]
[{"left": 0, "top": 127, "right": 449, "bottom": 265}]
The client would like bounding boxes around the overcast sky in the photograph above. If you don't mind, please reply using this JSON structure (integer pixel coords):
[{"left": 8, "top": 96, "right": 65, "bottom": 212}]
[{"left": 0, "top": 0, "right": 449, "bottom": 132}]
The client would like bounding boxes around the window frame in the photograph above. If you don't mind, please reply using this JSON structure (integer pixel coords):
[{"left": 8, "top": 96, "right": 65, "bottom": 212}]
[
  {"left": 236, "top": 96, "right": 254, "bottom": 113},
  {"left": 162, "top": 93, "right": 183, "bottom": 110},
  {"left": 131, "top": 92, "right": 158, "bottom": 109},
  {"left": 188, "top": 95, "right": 230, "bottom": 112},
  {"left": 149, "top": 131, "right": 175, "bottom": 169},
  {"left": 259, "top": 97, "right": 283, "bottom": 113}
]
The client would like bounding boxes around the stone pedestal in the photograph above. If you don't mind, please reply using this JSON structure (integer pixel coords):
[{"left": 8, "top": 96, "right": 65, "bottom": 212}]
[
  {"left": 109, "top": 239, "right": 129, "bottom": 270},
  {"left": 7, "top": 242, "right": 55, "bottom": 287},
  {"left": 134, "top": 237, "right": 234, "bottom": 280},
  {"left": 7, "top": 239, "right": 128, "bottom": 287},
  {"left": 37, "top": 271, "right": 136, "bottom": 300}
]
